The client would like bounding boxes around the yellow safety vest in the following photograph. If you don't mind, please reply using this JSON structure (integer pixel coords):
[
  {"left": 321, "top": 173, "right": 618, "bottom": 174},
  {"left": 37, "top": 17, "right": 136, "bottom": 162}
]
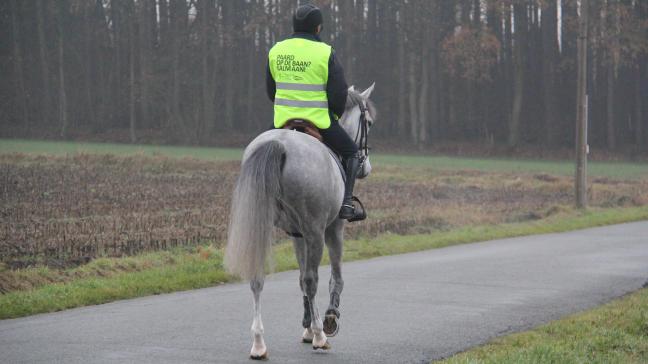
[{"left": 269, "top": 38, "right": 332, "bottom": 129}]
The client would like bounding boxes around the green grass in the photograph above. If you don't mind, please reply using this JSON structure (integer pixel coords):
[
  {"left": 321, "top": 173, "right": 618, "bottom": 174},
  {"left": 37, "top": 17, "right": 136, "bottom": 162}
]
[
  {"left": 438, "top": 287, "right": 648, "bottom": 364},
  {"left": 0, "top": 247, "right": 234, "bottom": 319},
  {"left": 371, "top": 154, "right": 648, "bottom": 179},
  {"left": 0, "top": 138, "right": 243, "bottom": 161},
  {"left": 2, "top": 138, "right": 647, "bottom": 178},
  {"left": 2, "top": 206, "right": 647, "bottom": 320}
]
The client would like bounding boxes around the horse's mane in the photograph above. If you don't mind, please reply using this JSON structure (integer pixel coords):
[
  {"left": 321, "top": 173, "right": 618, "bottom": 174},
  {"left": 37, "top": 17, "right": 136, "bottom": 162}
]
[{"left": 345, "top": 88, "right": 377, "bottom": 121}]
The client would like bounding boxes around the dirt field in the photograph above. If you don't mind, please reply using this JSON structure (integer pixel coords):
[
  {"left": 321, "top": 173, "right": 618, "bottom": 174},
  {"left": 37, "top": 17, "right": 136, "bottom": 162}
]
[{"left": 1, "top": 153, "right": 647, "bottom": 269}]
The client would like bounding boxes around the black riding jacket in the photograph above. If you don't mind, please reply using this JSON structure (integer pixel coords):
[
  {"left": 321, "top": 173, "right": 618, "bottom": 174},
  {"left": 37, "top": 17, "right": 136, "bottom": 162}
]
[{"left": 266, "top": 32, "right": 349, "bottom": 121}]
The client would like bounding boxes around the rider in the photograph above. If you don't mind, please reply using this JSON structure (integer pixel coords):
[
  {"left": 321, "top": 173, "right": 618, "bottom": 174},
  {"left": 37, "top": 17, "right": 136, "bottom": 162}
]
[{"left": 266, "top": 4, "right": 363, "bottom": 222}]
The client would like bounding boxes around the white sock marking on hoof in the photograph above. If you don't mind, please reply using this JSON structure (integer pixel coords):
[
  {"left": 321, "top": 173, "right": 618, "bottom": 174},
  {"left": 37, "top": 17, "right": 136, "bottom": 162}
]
[
  {"left": 311, "top": 330, "right": 328, "bottom": 349},
  {"left": 250, "top": 314, "right": 266, "bottom": 360},
  {"left": 250, "top": 339, "right": 267, "bottom": 359},
  {"left": 249, "top": 350, "right": 268, "bottom": 360},
  {"left": 302, "top": 328, "right": 314, "bottom": 343}
]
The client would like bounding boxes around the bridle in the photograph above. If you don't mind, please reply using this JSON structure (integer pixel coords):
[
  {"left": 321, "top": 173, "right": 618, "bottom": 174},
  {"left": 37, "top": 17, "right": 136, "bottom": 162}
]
[{"left": 354, "top": 102, "right": 370, "bottom": 167}]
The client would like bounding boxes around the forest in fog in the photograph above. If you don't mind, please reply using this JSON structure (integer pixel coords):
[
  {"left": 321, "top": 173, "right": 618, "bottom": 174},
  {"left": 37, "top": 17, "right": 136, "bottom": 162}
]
[{"left": 1, "top": 0, "right": 647, "bottom": 151}]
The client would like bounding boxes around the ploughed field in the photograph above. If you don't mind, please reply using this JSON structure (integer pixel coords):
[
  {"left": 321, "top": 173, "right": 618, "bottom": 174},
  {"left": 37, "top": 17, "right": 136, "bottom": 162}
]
[{"left": 2, "top": 152, "right": 647, "bottom": 275}]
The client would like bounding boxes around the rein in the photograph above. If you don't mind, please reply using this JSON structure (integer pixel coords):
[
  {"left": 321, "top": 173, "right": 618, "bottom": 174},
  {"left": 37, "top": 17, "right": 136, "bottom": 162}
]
[{"left": 355, "top": 104, "right": 370, "bottom": 165}]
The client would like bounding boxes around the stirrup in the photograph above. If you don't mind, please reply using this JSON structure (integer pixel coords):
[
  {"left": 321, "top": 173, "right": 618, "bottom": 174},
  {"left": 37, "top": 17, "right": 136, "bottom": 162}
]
[{"left": 342, "top": 196, "right": 367, "bottom": 222}]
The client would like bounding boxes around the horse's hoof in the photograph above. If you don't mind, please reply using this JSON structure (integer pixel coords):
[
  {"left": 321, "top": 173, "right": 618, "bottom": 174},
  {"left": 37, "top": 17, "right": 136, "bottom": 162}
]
[
  {"left": 323, "top": 314, "right": 339, "bottom": 337},
  {"left": 249, "top": 351, "right": 268, "bottom": 360},
  {"left": 313, "top": 341, "right": 331, "bottom": 351},
  {"left": 302, "top": 328, "right": 314, "bottom": 343}
]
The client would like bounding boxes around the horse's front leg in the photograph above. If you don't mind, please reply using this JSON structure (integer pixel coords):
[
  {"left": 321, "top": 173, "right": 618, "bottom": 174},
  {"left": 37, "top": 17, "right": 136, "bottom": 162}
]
[
  {"left": 323, "top": 220, "right": 344, "bottom": 337},
  {"left": 302, "top": 232, "right": 329, "bottom": 350},
  {"left": 249, "top": 278, "right": 267, "bottom": 360}
]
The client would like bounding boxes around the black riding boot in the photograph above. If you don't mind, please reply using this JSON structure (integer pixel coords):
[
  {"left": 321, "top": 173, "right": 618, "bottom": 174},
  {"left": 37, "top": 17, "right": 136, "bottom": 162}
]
[{"left": 339, "top": 156, "right": 362, "bottom": 221}]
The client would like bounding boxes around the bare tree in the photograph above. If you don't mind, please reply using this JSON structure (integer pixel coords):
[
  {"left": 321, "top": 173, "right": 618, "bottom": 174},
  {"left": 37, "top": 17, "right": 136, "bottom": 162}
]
[
  {"left": 0, "top": 0, "right": 645, "bottom": 152},
  {"left": 9, "top": 0, "right": 28, "bottom": 128},
  {"left": 57, "top": 1, "right": 69, "bottom": 138},
  {"left": 128, "top": 0, "right": 137, "bottom": 143},
  {"left": 575, "top": 0, "right": 589, "bottom": 208},
  {"left": 541, "top": 0, "right": 559, "bottom": 145},
  {"left": 36, "top": 0, "right": 52, "bottom": 126},
  {"left": 509, "top": 1, "right": 528, "bottom": 148}
]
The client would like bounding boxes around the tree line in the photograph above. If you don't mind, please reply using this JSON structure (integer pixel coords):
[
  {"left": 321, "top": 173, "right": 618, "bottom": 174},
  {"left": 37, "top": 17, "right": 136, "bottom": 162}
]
[{"left": 2, "top": 0, "right": 647, "bottom": 151}]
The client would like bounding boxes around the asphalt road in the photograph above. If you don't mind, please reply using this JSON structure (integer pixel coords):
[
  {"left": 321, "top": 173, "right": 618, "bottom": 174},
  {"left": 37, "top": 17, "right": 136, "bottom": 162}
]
[{"left": 2, "top": 222, "right": 648, "bottom": 364}]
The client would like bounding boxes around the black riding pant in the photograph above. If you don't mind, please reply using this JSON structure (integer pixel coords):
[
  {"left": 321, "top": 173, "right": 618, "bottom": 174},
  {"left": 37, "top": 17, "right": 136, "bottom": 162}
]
[{"left": 319, "top": 120, "right": 358, "bottom": 159}]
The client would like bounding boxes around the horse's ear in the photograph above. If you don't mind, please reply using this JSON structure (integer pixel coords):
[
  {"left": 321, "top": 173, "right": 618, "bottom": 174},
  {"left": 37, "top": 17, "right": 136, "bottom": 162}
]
[
  {"left": 360, "top": 82, "right": 375, "bottom": 99},
  {"left": 348, "top": 85, "right": 355, "bottom": 92}
]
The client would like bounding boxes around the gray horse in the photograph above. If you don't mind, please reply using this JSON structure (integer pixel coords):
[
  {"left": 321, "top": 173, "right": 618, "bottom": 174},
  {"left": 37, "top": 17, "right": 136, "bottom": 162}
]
[{"left": 225, "top": 84, "right": 376, "bottom": 359}]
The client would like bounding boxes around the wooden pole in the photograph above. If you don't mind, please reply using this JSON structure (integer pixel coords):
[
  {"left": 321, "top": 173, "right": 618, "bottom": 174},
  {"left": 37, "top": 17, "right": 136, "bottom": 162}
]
[{"left": 575, "top": 0, "right": 589, "bottom": 208}]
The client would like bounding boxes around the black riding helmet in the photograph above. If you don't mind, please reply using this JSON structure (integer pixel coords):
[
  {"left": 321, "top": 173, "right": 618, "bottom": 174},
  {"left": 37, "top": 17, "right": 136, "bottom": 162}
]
[{"left": 293, "top": 4, "right": 323, "bottom": 34}]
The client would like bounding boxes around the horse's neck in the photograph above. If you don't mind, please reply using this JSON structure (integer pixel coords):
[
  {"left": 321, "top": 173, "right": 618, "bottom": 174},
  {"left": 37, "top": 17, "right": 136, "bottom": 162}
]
[{"left": 340, "top": 117, "right": 360, "bottom": 144}]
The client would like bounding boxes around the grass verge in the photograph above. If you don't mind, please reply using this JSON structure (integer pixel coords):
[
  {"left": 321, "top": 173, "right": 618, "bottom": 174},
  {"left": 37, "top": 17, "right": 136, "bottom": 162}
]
[
  {"left": 1, "top": 206, "right": 647, "bottom": 320},
  {"left": 437, "top": 287, "right": 648, "bottom": 364}
]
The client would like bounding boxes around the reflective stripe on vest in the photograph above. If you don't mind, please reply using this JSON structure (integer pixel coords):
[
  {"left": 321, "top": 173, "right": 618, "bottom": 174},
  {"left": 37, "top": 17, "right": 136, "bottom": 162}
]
[
  {"left": 276, "top": 82, "right": 326, "bottom": 92},
  {"left": 274, "top": 99, "right": 329, "bottom": 108},
  {"left": 269, "top": 38, "right": 332, "bottom": 129}
]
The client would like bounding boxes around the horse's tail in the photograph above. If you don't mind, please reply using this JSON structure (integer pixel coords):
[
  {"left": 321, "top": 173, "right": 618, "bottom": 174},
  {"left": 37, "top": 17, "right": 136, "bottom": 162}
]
[{"left": 225, "top": 140, "right": 286, "bottom": 281}]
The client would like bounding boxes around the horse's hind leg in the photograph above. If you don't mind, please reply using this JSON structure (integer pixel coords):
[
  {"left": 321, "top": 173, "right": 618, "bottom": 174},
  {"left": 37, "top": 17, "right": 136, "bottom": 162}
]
[
  {"left": 293, "top": 237, "right": 314, "bottom": 343},
  {"left": 249, "top": 278, "right": 268, "bottom": 360},
  {"left": 323, "top": 220, "right": 344, "bottom": 337},
  {"left": 302, "top": 232, "right": 330, "bottom": 350}
]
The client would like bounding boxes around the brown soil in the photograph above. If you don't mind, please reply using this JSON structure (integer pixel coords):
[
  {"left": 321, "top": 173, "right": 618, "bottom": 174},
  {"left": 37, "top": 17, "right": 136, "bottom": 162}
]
[
  {"left": 1, "top": 153, "right": 646, "bottom": 269},
  {"left": 1, "top": 154, "right": 236, "bottom": 268}
]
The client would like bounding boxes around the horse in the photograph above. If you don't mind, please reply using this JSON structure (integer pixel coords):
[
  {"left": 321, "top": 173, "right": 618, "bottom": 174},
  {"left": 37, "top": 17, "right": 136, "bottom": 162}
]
[{"left": 225, "top": 83, "right": 376, "bottom": 359}]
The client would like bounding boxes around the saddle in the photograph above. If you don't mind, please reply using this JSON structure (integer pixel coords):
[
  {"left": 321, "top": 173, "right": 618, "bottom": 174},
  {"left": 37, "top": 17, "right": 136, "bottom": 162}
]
[{"left": 283, "top": 119, "right": 323, "bottom": 142}]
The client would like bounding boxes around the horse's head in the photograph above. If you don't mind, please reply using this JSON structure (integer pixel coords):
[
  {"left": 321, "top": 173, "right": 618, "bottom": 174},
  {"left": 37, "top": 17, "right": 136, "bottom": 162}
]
[{"left": 339, "top": 83, "right": 376, "bottom": 179}]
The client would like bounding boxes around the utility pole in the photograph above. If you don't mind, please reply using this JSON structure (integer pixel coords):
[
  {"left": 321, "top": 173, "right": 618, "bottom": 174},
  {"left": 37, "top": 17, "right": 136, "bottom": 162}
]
[{"left": 575, "top": 0, "right": 589, "bottom": 209}]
